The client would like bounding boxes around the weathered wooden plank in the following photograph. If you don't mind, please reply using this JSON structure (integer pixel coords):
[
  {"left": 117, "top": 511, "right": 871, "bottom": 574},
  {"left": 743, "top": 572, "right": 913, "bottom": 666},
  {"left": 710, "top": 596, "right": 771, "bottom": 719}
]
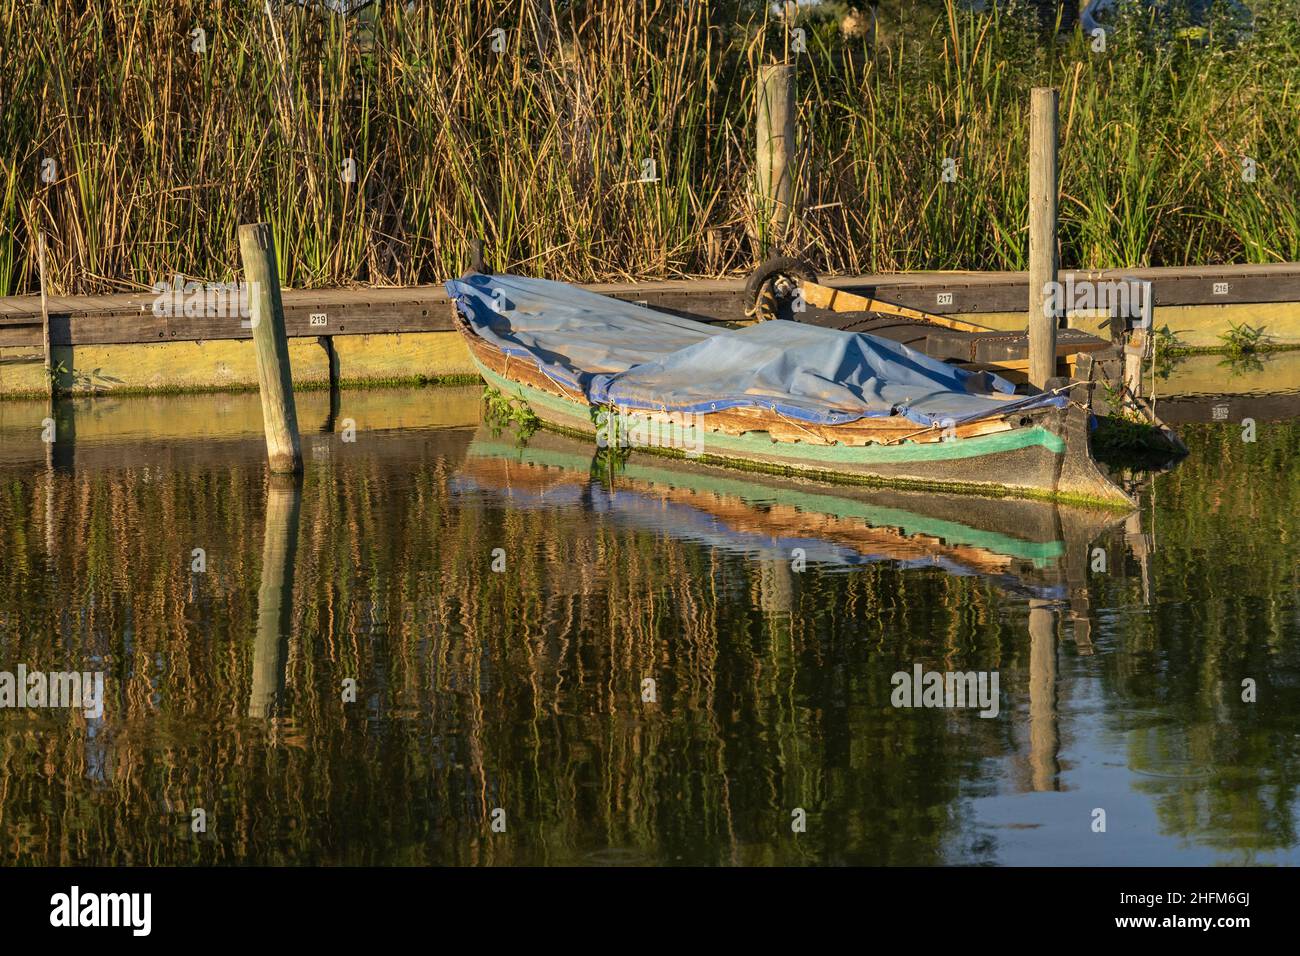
[
  {"left": 0, "top": 299, "right": 457, "bottom": 347},
  {"left": 929, "top": 326, "right": 1092, "bottom": 360},
  {"left": 837, "top": 267, "right": 1300, "bottom": 313},
  {"left": 2, "top": 262, "right": 1299, "bottom": 347}
]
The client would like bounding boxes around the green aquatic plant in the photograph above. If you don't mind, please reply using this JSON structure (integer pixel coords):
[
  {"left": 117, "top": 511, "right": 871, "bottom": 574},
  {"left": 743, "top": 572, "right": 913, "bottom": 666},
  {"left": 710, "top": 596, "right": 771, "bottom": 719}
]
[
  {"left": 481, "top": 385, "right": 539, "bottom": 442},
  {"left": 1150, "top": 320, "right": 1300, "bottom": 362},
  {"left": 589, "top": 405, "right": 632, "bottom": 470},
  {"left": 1092, "top": 379, "right": 1184, "bottom": 460},
  {"left": 47, "top": 360, "right": 125, "bottom": 395},
  {"left": 1218, "top": 322, "right": 1268, "bottom": 356},
  {"left": 1091, "top": 411, "right": 1180, "bottom": 461},
  {"left": 1150, "top": 324, "right": 1188, "bottom": 380}
]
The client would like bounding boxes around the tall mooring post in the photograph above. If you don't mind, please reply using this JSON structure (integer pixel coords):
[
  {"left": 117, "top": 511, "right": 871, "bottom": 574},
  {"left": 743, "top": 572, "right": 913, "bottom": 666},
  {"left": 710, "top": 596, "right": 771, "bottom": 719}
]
[
  {"left": 756, "top": 63, "right": 796, "bottom": 242},
  {"left": 238, "top": 222, "right": 302, "bottom": 474},
  {"left": 37, "top": 232, "right": 53, "bottom": 401},
  {"left": 1028, "top": 87, "right": 1060, "bottom": 389}
]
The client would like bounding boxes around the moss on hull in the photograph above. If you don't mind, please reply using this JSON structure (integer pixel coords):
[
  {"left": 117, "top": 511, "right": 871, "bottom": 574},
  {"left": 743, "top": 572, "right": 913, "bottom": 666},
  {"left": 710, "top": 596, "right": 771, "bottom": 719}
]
[{"left": 538, "top": 417, "right": 1129, "bottom": 510}]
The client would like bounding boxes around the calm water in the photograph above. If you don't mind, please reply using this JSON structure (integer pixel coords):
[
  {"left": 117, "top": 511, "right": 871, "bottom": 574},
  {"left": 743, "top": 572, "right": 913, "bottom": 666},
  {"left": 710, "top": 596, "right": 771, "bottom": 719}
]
[{"left": 0, "top": 386, "right": 1297, "bottom": 866}]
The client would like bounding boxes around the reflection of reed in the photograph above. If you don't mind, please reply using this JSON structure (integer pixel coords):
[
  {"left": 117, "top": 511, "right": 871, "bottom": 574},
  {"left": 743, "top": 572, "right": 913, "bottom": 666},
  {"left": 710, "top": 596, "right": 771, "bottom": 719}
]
[{"left": 0, "top": 421, "right": 1296, "bottom": 863}]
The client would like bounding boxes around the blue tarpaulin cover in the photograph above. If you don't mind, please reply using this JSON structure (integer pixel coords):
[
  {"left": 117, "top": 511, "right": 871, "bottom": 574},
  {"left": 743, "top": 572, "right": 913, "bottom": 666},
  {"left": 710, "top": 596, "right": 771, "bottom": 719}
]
[{"left": 447, "top": 273, "right": 1064, "bottom": 427}]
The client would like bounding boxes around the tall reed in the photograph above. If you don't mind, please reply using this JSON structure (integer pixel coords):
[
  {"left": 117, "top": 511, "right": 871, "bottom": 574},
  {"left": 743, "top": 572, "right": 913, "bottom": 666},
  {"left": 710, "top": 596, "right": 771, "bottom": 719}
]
[{"left": 1, "top": 0, "right": 1296, "bottom": 296}]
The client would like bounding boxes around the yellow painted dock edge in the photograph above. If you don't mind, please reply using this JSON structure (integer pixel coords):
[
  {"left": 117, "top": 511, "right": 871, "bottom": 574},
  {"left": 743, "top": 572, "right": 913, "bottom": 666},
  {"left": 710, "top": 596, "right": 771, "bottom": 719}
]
[
  {"left": 985, "top": 302, "right": 1300, "bottom": 348},
  {"left": 1, "top": 302, "right": 1297, "bottom": 399},
  {"left": 0, "top": 331, "right": 478, "bottom": 399}
]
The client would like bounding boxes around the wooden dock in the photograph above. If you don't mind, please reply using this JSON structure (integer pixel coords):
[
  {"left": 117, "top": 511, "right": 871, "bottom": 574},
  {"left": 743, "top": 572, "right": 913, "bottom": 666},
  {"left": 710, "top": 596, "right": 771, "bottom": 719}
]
[
  {"left": 1, "top": 262, "right": 1297, "bottom": 397},
  {"left": 2, "top": 262, "right": 1298, "bottom": 348}
]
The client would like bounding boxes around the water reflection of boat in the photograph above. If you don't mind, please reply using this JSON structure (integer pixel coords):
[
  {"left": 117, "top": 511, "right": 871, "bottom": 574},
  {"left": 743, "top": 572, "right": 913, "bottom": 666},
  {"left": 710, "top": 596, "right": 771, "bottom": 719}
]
[{"left": 456, "top": 427, "right": 1132, "bottom": 603}]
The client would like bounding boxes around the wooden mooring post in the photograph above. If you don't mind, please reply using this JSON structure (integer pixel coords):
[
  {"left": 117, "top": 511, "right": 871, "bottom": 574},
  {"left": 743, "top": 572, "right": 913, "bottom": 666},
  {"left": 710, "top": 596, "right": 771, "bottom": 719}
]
[
  {"left": 37, "top": 232, "right": 55, "bottom": 480},
  {"left": 756, "top": 63, "right": 796, "bottom": 242},
  {"left": 1028, "top": 87, "right": 1059, "bottom": 389},
  {"left": 38, "top": 232, "right": 53, "bottom": 401},
  {"left": 238, "top": 223, "right": 303, "bottom": 474}
]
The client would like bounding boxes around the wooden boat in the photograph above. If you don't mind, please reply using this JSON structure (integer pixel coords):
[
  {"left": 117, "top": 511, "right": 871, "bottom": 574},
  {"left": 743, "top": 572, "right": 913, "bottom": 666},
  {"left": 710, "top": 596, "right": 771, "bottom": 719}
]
[{"left": 449, "top": 273, "right": 1136, "bottom": 508}]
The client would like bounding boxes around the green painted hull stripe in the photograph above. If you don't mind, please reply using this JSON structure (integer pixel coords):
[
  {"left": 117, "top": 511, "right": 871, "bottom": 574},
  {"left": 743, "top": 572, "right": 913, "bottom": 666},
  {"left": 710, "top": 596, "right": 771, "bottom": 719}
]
[
  {"left": 469, "top": 440, "right": 1064, "bottom": 564},
  {"left": 476, "top": 361, "right": 1066, "bottom": 464}
]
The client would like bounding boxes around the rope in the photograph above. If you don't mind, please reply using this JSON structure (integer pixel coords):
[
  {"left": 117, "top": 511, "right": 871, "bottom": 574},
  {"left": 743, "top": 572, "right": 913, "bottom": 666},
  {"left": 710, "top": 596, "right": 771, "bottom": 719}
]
[
  {"left": 883, "top": 421, "right": 943, "bottom": 446},
  {"left": 768, "top": 405, "right": 829, "bottom": 443}
]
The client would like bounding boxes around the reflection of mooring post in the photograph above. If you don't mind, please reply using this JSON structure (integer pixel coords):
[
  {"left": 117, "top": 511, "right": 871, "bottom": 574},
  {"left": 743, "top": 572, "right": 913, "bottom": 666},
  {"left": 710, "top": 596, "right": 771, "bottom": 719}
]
[
  {"left": 1063, "top": 518, "right": 1096, "bottom": 656},
  {"left": 238, "top": 222, "right": 303, "bottom": 474},
  {"left": 317, "top": 335, "right": 341, "bottom": 430},
  {"left": 1069, "top": 590, "right": 1094, "bottom": 655},
  {"left": 756, "top": 63, "right": 796, "bottom": 244},
  {"left": 44, "top": 402, "right": 76, "bottom": 557},
  {"left": 1124, "top": 511, "right": 1155, "bottom": 606},
  {"left": 1028, "top": 88, "right": 1059, "bottom": 389},
  {"left": 1027, "top": 599, "right": 1060, "bottom": 792},
  {"left": 759, "top": 559, "right": 794, "bottom": 617},
  {"left": 250, "top": 475, "right": 302, "bottom": 718},
  {"left": 44, "top": 462, "right": 56, "bottom": 557}
]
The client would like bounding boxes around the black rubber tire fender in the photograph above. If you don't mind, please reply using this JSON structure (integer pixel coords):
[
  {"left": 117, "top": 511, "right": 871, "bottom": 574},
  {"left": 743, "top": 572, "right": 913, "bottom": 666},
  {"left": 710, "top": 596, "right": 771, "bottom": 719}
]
[{"left": 743, "top": 256, "right": 818, "bottom": 318}]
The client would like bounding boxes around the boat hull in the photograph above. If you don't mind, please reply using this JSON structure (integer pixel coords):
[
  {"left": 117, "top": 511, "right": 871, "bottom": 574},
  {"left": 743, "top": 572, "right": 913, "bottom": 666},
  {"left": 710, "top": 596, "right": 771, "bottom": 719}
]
[{"left": 457, "top": 314, "right": 1133, "bottom": 508}]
